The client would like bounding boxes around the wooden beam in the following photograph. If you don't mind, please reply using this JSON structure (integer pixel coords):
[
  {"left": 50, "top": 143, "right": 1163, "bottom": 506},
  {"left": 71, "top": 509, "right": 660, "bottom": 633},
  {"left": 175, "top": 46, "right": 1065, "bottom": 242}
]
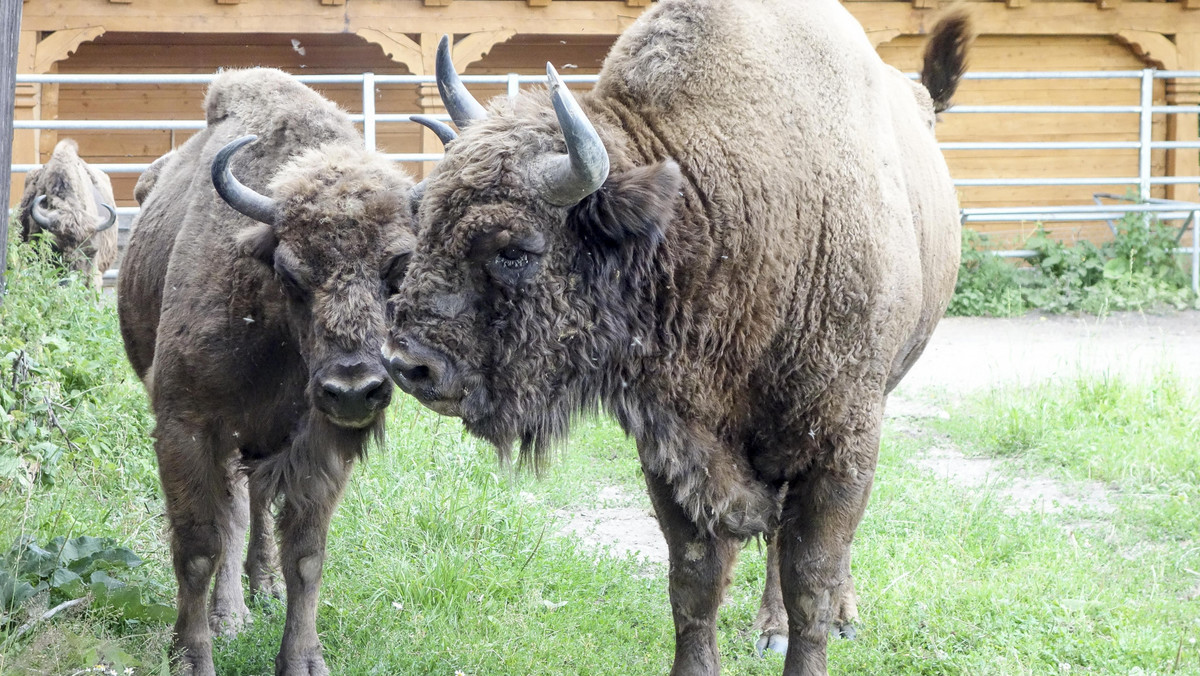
[
  {"left": 912, "top": 0, "right": 938, "bottom": 9},
  {"left": 20, "top": 1, "right": 645, "bottom": 36},
  {"left": 626, "top": 0, "right": 652, "bottom": 6},
  {"left": 1165, "top": 33, "right": 1199, "bottom": 202},
  {"left": 1005, "top": 0, "right": 1029, "bottom": 8},
  {"left": 355, "top": 29, "right": 423, "bottom": 73},
  {"left": 1095, "top": 0, "right": 1120, "bottom": 9},
  {"left": 866, "top": 29, "right": 902, "bottom": 48},
  {"left": 1115, "top": 29, "right": 1179, "bottom": 69},
  {"left": 320, "top": 0, "right": 346, "bottom": 5},
  {"left": 32, "top": 26, "right": 105, "bottom": 73},
  {"left": 423, "top": 0, "right": 452, "bottom": 5},
  {"left": 527, "top": 0, "right": 552, "bottom": 6},
  {"left": 20, "top": 0, "right": 1200, "bottom": 40},
  {"left": 452, "top": 29, "right": 518, "bottom": 71}
]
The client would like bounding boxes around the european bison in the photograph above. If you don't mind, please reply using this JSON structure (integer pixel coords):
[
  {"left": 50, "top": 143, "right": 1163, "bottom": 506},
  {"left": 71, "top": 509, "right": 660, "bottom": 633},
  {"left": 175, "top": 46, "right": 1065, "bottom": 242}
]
[
  {"left": 17, "top": 139, "right": 118, "bottom": 286},
  {"left": 386, "top": 1, "right": 970, "bottom": 674},
  {"left": 118, "top": 68, "right": 415, "bottom": 675}
]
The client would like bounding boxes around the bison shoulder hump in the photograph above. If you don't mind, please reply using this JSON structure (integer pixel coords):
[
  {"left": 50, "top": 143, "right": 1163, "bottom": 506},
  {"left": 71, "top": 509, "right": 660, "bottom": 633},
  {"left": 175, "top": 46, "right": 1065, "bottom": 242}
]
[{"left": 204, "top": 68, "right": 341, "bottom": 127}]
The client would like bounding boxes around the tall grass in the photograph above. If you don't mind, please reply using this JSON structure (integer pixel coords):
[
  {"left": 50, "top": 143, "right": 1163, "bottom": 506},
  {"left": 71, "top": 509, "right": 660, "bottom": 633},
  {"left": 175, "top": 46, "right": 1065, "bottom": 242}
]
[{"left": 1, "top": 230, "right": 1197, "bottom": 674}]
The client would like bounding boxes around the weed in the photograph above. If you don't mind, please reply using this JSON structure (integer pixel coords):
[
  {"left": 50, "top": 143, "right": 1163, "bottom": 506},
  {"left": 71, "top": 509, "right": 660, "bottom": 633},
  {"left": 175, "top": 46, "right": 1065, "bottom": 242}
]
[{"left": 950, "top": 214, "right": 1198, "bottom": 316}]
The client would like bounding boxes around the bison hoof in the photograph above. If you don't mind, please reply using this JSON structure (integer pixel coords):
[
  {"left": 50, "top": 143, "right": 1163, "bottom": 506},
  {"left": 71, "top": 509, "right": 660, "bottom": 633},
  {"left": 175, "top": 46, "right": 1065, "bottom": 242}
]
[
  {"left": 209, "top": 601, "right": 252, "bottom": 638},
  {"left": 174, "top": 647, "right": 217, "bottom": 676},
  {"left": 755, "top": 632, "right": 788, "bottom": 657},
  {"left": 275, "top": 649, "right": 330, "bottom": 676},
  {"left": 250, "top": 574, "right": 285, "bottom": 603},
  {"left": 831, "top": 621, "right": 857, "bottom": 640}
]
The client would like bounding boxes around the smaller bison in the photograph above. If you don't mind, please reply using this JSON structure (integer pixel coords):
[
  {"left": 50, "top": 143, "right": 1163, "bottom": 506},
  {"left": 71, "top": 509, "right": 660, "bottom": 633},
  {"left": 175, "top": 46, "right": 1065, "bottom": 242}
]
[
  {"left": 118, "top": 68, "right": 415, "bottom": 676},
  {"left": 17, "top": 139, "right": 118, "bottom": 286}
]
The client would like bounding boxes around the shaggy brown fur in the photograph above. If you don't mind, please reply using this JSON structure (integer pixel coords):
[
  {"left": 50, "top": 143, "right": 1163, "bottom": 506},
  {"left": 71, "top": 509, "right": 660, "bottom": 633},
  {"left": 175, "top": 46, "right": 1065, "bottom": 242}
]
[
  {"left": 117, "top": 68, "right": 415, "bottom": 676},
  {"left": 387, "top": 2, "right": 968, "bottom": 674},
  {"left": 17, "top": 139, "right": 119, "bottom": 286}
]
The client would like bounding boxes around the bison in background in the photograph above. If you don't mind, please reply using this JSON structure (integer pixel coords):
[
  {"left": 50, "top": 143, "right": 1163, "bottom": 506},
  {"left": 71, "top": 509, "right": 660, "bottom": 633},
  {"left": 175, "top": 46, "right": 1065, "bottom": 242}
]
[
  {"left": 118, "top": 68, "right": 415, "bottom": 676},
  {"left": 16, "top": 139, "right": 118, "bottom": 287},
  {"left": 387, "top": 1, "right": 971, "bottom": 674}
]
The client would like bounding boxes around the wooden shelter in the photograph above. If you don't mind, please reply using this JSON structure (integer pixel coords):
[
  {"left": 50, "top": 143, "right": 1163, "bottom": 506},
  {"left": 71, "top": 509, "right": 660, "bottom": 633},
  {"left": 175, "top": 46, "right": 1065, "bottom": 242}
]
[{"left": 12, "top": 0, "right": 1200, "bottom": 246}]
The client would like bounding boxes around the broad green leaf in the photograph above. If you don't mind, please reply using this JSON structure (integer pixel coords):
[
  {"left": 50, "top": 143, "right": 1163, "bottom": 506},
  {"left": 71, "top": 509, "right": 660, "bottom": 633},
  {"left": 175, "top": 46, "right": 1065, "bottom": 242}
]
[{"left": 49, "top": 567, "right": 86, "bottom": 599}]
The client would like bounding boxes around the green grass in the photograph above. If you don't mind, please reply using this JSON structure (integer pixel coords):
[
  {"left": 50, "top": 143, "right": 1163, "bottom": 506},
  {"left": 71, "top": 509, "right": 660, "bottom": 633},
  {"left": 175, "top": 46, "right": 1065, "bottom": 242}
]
[{"left": 2, "top": 234, "right": 1198, "bottom": 674}]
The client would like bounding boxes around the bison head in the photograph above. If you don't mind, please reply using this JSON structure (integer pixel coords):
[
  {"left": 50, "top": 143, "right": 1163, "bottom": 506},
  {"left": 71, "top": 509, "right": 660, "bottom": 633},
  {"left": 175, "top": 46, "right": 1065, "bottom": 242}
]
[
  {"left": 215, "top": 136, "right": 414, "bottom": 431},
  {"left": 18, "top": 140, "right": 117, "bottom": 278},
  {"left": 384, "top": 41, "right": 681, "bottom": 461}
]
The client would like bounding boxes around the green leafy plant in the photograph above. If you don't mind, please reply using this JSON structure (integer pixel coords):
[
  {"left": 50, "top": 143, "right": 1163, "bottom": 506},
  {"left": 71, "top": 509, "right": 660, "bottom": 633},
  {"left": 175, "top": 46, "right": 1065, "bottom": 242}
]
[
  {"left": 0, "top": 231, "right": 158, "bottom": 493},
  {"left": 951, "top": 214, "right": 1197, "bottom": 316},
  {"left": 1, "top": 535, "right": 175, "bottom": 627}
]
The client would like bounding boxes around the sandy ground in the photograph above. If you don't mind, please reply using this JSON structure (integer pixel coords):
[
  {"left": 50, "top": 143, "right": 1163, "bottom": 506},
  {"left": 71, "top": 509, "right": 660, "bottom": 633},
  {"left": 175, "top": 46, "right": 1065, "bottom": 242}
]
[{"left": 559, "top": 311, "right": 1200, "bottom": 564}]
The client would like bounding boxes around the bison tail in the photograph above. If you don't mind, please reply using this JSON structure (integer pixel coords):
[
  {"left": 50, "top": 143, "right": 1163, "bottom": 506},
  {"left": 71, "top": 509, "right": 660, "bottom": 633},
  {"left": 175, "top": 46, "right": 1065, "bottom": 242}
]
[{"left": 920, "top": 7, "right": 974, "bottom": 114}]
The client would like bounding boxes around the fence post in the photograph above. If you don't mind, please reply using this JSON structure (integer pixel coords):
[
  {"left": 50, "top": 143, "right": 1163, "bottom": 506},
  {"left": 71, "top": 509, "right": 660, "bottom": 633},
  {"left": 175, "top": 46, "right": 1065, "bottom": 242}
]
[
  {"left": 1138, "top": 69, "right": 1154, "bottom": 203},
  {"left": 507, "top": 72, "right": 520, "bottom": 105},
  {"left": 362, "top": 72, "right": 376, "bottom": 152},
  {"left": 1, "top": 0, "right": 21, "bottom": 302},
  {"left": 1193, "top": 209, "right": 1199, "bottom": 295}
]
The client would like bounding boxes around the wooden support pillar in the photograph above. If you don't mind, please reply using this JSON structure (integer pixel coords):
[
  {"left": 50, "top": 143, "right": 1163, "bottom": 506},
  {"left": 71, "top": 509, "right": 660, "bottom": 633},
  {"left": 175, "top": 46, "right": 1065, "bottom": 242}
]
[
  {"left": 11, "top": 30, "right": 39, "bottom": 209},
  {"left": 10, "top": 25, "right": 105, "bottom": 207},
  {"left": 356, "top": 29, "right": 514, "bottom": 177},
  {"left": 1166, "top": 34, "right": 1200, "bottom": 203}
]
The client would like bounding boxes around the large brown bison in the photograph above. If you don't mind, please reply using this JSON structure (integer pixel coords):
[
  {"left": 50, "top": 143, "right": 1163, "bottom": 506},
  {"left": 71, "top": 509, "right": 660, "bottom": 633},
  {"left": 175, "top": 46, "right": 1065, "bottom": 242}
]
[
  {"left": 387, "top": 1, "right": 970, "bottom": 673},
  {"left": 118, "top": 68, "right": 415, "bottom": 676},
  {"left": 16, "top": 138, "right": 118, "bottom": 286}
]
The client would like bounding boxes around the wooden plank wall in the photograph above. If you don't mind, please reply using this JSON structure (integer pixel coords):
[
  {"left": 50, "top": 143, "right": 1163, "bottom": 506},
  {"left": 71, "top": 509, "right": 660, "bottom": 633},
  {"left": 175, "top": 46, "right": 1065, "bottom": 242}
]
[
  {"left": 879, "top": 35, "right": 1168, "bottom": 245},
  {"left": 50, "top": 30, "right": 1171, "bottom": 246}
]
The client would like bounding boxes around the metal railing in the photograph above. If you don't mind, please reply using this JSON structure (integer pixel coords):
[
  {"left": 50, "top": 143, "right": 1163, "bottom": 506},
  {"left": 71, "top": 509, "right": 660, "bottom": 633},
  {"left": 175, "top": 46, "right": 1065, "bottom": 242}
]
[{"left": 8, "top": 69, "right": 1200, "bottom": 291}]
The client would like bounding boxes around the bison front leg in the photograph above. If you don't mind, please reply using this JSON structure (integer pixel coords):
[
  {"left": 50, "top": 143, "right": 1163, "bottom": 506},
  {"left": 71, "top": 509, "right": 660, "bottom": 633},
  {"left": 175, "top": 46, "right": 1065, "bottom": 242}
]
[
  {"left": 156, "top": 421, "right": 235, "bottom": 676},
  {"left": 777, "top": 456, "right": 876, "bottom": 676},
  {"left": 274, "top": 456, "right": 354, "bottom": 676},
  {"left": 644, "top": 470, "right": 741, "bottom": 676}
]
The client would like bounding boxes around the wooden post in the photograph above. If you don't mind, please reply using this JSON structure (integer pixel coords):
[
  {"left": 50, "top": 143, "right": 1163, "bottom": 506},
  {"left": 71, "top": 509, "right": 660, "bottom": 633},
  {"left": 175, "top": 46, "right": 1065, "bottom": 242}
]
[
  {"left": 1, "top": 1, "right": 22, "bottom": 300},
  {"left": 1166, "top": 34, "right": 1200, "bottom": 203}
]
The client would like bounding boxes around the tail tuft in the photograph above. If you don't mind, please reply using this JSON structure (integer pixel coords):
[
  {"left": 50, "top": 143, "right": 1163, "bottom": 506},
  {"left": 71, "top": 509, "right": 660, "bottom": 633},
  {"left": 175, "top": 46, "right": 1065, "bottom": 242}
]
[{"left": 921, "top": 8, "right": 974, "bottom": 114}]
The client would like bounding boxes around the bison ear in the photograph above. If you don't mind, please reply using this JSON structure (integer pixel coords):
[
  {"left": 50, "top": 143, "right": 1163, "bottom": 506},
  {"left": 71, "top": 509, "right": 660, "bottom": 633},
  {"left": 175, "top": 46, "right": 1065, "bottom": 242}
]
[
  {"left": 235, "top": 222, "right": 279, "bottom": 265},
  {"left": 568, "top": 159, "right": 682, "bottom": 246}
]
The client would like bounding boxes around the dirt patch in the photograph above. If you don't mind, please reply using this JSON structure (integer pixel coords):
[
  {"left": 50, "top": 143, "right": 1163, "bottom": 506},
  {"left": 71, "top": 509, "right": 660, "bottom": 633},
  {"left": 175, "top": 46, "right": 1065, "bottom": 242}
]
[
  {"left": 556, "top": 487, "right": 667, "bottom": 564},
  {"left": 899, "top": 311, "right": 1200, "bottom": 395},
  {"left": 914, "top": 445, "right": 1115, "bottom": 516}
]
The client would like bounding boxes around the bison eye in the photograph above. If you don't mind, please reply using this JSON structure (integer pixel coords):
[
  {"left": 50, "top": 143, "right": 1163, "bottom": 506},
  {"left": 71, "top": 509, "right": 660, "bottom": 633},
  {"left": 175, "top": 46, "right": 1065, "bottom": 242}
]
[
  {"left": 496, "top": 246, "right": 528, "bottom": 267},
  {"left": 274, "top": 262, "right": 309, "bottom": 302}
]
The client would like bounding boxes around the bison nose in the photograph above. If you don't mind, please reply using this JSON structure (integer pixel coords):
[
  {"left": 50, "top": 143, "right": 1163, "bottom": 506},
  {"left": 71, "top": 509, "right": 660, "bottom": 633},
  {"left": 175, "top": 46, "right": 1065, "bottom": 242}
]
[
  {"left": 314, "top": 362, "right": 393, "bottom": 429},
  {"left": 383, "top": 334, "right": 460, "bottom": 407}
]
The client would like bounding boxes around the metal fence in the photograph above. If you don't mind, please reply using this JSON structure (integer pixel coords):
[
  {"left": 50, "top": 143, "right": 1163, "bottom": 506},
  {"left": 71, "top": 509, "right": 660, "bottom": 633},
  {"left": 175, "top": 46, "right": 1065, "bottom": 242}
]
[{"left": 8, "top": 69, "right": 1200, "bottom": 291}]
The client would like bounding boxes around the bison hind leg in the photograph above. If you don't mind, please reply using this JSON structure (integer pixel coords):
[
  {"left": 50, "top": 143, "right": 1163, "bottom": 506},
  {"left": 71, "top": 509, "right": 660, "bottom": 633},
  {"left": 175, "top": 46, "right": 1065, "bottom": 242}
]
[{"left": 208, "top": 462, "right": 252, "bottom": 638}]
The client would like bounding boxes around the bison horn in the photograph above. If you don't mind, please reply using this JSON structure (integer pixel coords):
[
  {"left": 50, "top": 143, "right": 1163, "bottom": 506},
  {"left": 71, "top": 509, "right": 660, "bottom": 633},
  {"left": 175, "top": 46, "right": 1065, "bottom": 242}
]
[
  {"left": 409, "top": 115, "right": 457, "bottom": 146},
  {"left": 31, "top": 195, "right": 60, "bottom": 229},
  {"left": 212, "top": 135, "right": 278, "bottom": 225},
  {"left": 435, "top": 35, "right": 488, "bottom": 129},
  {"left": 94, "top": 202, "right": 117, "bottom": 232},
  {"left": 539, "top": 63, "right": 610, "bottom": 207}
]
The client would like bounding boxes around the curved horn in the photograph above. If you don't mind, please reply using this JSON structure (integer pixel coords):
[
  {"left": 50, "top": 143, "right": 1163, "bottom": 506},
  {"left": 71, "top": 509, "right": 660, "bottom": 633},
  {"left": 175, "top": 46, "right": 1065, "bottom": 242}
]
[
  {"left": 94, "top": 202, "right": 118, "bottom": 232},
  {"left": 211, "top": 135, "right": 278, "bottom": 225},
  {"left": 31, "top": 195, "right": 59, "bottom": 229},
  {"left": 409, "top": 114, "right": 457, "bottom": 146},
  {"left": 539, "top": 63, "right": 610, "bottom": 207},
  {"left": 435, "top": 35, "right": 488, "bottom": 129}
]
